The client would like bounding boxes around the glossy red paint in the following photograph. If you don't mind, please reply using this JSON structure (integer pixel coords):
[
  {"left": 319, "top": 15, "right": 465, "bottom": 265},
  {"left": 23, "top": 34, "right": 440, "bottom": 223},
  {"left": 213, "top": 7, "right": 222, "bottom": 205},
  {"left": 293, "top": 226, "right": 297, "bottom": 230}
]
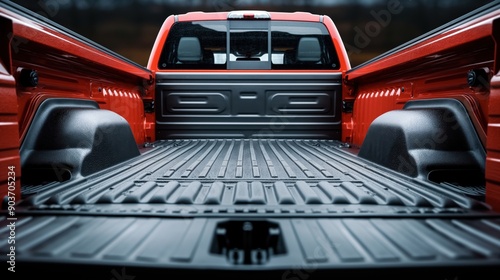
[
  {"left": 346, "top": 8, "right": 500, "bottom": 209},
  {"left": 347, "top": 10, "right": 500, "bottom": 81},
  {"left": 147, "top": 15, "right": 176, "bottom": 71},
  {"left": 0, "top": 63, "right": 21, "bottom": 199},
  {"left": 486, "top": 72, "right": 500, "bottom": 211},
  {"left": 176, "top": 11, "right": 321, "bottom": 23},
  {"left": 147, "top": 11, "right": 349, "bottom": 72},
  {"left": 146, "top": 10, "right": 351, "bottom": 144},
  {"left": 0, "top": 6, "right": 152, "bottom": 146},
  {"left": 2, "top": 7, "right": 151, "bottom": 80},
  {"left": 0, "top": 12, "right": 21, "bottom": 199},
  {"left": 321, "top": 14, "right": 354, "bottom": 143},
  {"left": 346, "top": 9, "right": 499, "bottom": 147}
]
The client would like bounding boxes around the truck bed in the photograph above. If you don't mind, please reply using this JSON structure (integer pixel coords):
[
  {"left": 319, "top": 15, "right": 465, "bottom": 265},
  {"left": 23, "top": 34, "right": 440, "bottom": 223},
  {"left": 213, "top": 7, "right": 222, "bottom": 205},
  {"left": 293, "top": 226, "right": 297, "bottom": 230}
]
[{"left": 4, "top": 139, "right": 500, "bottom": 279}]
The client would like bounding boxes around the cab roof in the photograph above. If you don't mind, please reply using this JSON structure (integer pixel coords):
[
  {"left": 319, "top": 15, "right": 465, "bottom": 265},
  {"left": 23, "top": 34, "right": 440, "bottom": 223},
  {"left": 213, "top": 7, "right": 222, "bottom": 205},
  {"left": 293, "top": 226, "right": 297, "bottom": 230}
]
[{"left": 175, "top": 10, "right": 323, "bottom": 22}]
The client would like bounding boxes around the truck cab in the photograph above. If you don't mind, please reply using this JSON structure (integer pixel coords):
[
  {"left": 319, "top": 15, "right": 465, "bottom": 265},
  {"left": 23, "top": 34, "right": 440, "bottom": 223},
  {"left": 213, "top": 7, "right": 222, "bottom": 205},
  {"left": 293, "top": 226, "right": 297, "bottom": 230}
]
[{"left": 144, "top": 10, "right": 350, "bottom": 141}]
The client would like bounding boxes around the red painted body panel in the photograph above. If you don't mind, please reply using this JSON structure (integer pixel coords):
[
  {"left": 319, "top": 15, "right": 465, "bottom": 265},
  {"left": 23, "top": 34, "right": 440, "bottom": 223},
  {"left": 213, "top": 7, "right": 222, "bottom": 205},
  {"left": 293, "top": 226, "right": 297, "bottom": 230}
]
[
  {"left": 147, "top": 11, "right": 350, "bottom": 72},
  {"left": 346, "top": 9, "right": 500, "bottom": 210},
  {"left": 2, "top": 8, "right": 151, "bottom": 80},
  {"left": 0, "top": 63, "right": 21, "bottom": 199},
  {"left": 146, "top": 11, "right": 351, "bottom": 143},
  {"left": 487, "top": 72, "right": 500, "bottom": 211},
  {"left": 0, "top": 11, "right": 21, "bottom": 199},
  {"left": 176, "top": 11, "right": 322, "bottom": 23},
  {"left": 347, "top": 10, "right": 499, "bottom": 147},
  {"left": 0, "top": 6, "right": 152, "bottom": 146},
  {"left": 347, "top": 10, "right": 500, "bottom": 80}
]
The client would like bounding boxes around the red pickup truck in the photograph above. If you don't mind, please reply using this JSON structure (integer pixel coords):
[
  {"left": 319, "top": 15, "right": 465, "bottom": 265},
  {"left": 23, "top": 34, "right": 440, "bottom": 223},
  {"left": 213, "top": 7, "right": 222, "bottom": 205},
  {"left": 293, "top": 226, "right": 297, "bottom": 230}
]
[{"left": 1, "top": 1, "right": 499, "bottom": 279}]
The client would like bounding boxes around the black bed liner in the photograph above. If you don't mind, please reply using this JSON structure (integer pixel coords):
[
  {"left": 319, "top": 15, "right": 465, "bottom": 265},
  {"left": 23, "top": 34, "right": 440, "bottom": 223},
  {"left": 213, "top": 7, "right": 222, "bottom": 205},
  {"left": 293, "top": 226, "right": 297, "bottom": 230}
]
[
  {"left": 17, "top": 139, "right": 491, "bottom": 211},
  {"left": 3, "top": 139, "right": 500, "bottom": 278},
  {"left": 155, "top": 72, "right": 343, "bottom": 139}
]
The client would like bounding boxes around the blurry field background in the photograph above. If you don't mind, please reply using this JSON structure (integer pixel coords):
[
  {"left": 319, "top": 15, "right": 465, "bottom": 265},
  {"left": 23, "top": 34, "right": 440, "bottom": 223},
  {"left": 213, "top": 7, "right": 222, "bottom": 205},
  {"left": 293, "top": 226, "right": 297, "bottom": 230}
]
[{"left": 10, "top": 0, "right": 495, "bottom": 67}]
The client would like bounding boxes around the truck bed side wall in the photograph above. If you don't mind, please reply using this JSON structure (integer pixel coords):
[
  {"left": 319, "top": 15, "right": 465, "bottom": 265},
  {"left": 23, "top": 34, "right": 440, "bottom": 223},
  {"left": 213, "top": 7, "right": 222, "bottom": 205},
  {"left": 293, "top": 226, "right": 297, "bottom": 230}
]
[
  {"left": 347, "top": 7, "right": 500, "bottom": 210},
  {"left": 486, "top": 15, "right": 500, "bottom": 208},
  {"left": 0, "top": 4, "right": 153, "bottom": 190},
  {"left": 0, "top": 16, "right": 20, "bottom": 199}
]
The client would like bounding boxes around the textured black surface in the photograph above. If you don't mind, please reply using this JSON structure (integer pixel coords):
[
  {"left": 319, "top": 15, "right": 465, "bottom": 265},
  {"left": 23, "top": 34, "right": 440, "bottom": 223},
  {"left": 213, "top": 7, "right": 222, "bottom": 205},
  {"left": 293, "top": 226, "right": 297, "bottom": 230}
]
[
  {"left": 8, "top": 139, "right": 500, "bottom": 277},
  {"left": 1, "top": 215, "right": 499, "bottom": 279},
  {"left": 19, "top": 139, "right": 490, "bottom": 211},
  {"left": 20, "top": 98, "right": 140, "bottom": 185},
  {"left": 359, "top": 99, "right": 485, "bottom": 185},
  {"left": 155, "top": 72, "right": 343, "bottom": 139}
]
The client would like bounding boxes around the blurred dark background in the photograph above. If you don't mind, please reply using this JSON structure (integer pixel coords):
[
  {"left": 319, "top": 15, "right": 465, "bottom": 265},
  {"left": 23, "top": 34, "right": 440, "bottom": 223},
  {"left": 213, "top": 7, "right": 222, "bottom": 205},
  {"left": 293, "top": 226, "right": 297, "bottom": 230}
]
[{"left": 9, "top": 0, "right": 495, "bottom": 67}]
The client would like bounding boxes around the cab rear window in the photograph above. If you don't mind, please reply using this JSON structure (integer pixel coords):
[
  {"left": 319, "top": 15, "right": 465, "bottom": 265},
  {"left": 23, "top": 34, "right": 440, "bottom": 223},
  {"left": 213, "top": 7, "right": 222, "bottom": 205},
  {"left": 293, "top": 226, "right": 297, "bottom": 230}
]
[{"left": 158, "top": 20, "right": 340, "bottom": 70}]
